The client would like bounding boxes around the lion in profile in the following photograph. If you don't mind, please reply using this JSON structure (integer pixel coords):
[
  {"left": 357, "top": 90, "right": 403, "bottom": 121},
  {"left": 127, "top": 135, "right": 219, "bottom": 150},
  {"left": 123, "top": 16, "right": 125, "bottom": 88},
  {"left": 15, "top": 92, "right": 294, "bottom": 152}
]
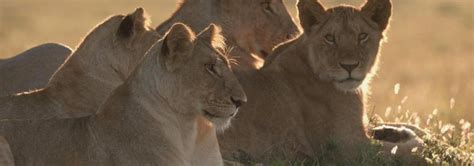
[
  {"left": 0, "top": 23, "right": 246, "bottom": 165},
  {"left": 219, "top": 0, "right": 406, "bottom": 163},
  {"left": 0, "top": 43, "right": 71, "bottom": 96},
  {"left": 0, "top": 8, "right": 161, "bottom": 119},
  {"left": 156, "top": 0, "right": 299, "bottom": 70}
]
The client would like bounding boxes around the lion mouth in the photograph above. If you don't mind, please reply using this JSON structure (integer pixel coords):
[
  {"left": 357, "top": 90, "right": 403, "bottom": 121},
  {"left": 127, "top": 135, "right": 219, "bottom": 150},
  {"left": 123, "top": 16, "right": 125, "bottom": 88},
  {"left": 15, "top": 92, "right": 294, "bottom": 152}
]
[
  {"left": 203, "top": 110, "right": 221, "bottom": 118},
  {"left": 337, "top": 77, "right": 362, "bottom": 83},
  {"left": 202, "top": 109, "right": 237, "bottom": 119}
]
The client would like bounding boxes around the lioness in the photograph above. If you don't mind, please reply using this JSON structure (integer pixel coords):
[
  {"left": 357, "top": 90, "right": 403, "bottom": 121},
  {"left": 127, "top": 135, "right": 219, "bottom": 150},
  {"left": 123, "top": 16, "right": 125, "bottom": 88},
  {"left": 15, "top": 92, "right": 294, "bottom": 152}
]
[
  {"left": 0, "top": 8, "right": 160, "bottom": 119},
  {"left": 0, "top": 43, "right": 71, "bottom": 96},
  {"left": 156, "top": 0, "right": 299, "bottom": 70},
  {"left": 0, "top": 23, "right": 246, "bottom": 165},
  {"left": 219, "top": 0, "right": 394, "bottom": 162}
]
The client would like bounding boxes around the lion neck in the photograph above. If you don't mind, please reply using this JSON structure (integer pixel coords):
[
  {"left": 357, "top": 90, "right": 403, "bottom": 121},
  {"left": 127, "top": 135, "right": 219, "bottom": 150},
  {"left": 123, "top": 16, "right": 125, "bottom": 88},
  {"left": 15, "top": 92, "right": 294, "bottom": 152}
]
[
  {"left": 92, "top": 59, "right": 199, "bottom": 165},
  {"left": 45, "top": 43, "right": 129, "bottom": 117},
  {"left": 262, "top": 37, "right": 317, "bottom": 80}
]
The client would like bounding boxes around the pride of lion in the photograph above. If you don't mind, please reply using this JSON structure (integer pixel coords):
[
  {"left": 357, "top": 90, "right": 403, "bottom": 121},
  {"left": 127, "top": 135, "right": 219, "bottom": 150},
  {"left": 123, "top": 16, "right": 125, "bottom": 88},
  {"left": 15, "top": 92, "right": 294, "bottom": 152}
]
[{"left": 0, "top": 0, "right": 427, "bottom": 165}]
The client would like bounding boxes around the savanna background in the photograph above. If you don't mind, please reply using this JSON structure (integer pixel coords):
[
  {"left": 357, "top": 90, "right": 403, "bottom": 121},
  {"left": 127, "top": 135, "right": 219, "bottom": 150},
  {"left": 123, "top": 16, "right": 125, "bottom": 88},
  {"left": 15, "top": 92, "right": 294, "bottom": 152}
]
[
  {"left": 1, "top": 0, "right": 472, "bottom": 125},
  {"left": 0, "top": 0, "right": 473, "bottom": 164}
]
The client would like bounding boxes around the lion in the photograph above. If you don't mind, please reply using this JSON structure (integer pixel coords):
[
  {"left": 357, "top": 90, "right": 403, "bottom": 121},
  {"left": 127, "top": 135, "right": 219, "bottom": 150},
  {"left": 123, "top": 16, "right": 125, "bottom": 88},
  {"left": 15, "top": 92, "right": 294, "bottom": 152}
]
[
  {"left": 0, "top": 23, "right": 246, "bottom": 165},
  {"left": 0, "top": 43, "right": 71, "bottom": 97},
  {"left": 0, "top": 8, "right": 161, "bottom": 119},
  {"left": 156, "top": 0, "right": 299, "bottom": 70},
  {"left": 218, "top": 0, "right": 397, "bottom": 163}
]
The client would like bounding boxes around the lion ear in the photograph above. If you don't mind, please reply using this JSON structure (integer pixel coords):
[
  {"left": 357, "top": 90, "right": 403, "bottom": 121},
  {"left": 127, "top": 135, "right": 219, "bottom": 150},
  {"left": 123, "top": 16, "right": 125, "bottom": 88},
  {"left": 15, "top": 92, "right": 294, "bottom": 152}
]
[
  {"left": 361, "top": 0, "right": 392, "bottom": 31},
  {"left": 116, "top": 8, "right": 150, "bottom": 42},
  {"left": 161, "top": 23, "right": 196, "bottom": 72},
  {"left": 198, "top": 24, "right": 224, "bottom": 46},
  {"left": 297, "top": 0, "right": 326, "bottom": 33}
]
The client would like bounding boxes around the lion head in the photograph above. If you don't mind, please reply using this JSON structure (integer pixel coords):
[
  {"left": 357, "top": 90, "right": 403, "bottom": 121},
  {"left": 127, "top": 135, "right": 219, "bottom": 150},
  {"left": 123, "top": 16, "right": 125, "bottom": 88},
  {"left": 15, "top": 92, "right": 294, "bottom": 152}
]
[
  {"left": 217, "top": 0, "right": 299, "bottom": 59},
  {"left": 158, "top": 0, "right": 299, "bottom": 69},
  {"left": 53, "top": 8, "right": 160, "bottom": 87},
  {"left": 144, "top": 23, "right": 247, "bottom": 130},
  {"left": 297, "top": 0, "right": 392, "bottom": 91}
]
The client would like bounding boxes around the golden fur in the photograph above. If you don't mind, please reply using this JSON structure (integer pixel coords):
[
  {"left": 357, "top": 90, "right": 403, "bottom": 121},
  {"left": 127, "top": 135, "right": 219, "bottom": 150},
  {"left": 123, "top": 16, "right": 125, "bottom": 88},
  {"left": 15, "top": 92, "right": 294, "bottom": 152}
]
[
  {"left": 219, "top": 0, "right": 394, "bottom": 162},
  {"left": 156, "top": 0, "right": 299, "bottom": 70},
  {"left": 0, "top": 8, "right": 160, "bottom": 119},
  {"left": 0, "top": 23, "right": 246, "bottom": 165},
  {"left": 0, "top": 43, "right": 71, "bottom": 96}
]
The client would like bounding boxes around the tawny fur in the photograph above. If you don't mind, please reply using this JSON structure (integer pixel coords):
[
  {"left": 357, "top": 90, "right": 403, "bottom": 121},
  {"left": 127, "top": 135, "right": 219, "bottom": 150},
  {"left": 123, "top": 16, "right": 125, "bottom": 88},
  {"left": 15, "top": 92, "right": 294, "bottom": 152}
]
[
  {"left": 155, "top": 0, "right": 299, "bottom": 70},
  {"left": 0, "top": 8, "right": 160, "bottom": 119},
  {"left": 219, "top": 0, "right": 395, "bottom": 162},
  {"left": 0, "top": 43, "right": 71, "bottom": 96},
  {"left": 0, "top": 23, "right": 246, "bottom": 166}
]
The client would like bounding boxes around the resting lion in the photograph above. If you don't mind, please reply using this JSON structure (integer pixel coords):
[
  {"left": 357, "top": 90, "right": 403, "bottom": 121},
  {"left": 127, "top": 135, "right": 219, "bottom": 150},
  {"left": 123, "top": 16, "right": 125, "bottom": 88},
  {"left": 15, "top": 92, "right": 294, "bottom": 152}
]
[
  {"left": 156, "top": 0, "right": 299, "bottom": 70},
  {"left": 0, "top": 23, "right": 246, "bottom": 165},
  {"left": 0, "top": 43, "right": 71, "bottom": 96},
  {"left": 219, "top": 0, "right": 396, "bottom": 162},
  {"left": 0, "top": 8, "right": 161, "bottom": 119}
]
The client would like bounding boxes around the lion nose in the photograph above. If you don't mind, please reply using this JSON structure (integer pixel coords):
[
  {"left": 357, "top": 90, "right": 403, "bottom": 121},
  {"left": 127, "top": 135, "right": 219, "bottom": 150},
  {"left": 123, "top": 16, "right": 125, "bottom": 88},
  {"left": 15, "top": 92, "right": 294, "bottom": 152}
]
[
  {"left": 230, "top": 97, "right": 245, "bottom": 108},
  {"left": 339, "top": 62, "right": 359, "bottom": 73}
]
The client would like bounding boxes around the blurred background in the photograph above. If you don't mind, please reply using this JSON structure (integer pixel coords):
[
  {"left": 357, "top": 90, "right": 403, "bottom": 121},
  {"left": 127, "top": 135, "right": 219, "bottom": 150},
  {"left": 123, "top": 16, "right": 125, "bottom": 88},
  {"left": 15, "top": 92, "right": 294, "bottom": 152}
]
[{"left": 1, "top": 0, "right": 472, "bottom": 124}]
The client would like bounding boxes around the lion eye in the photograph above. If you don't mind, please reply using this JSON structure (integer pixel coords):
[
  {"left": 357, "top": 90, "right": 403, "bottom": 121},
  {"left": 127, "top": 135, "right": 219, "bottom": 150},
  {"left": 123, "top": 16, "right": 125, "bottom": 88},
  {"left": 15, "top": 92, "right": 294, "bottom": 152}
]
[
  {"left": 359, "top": 33, "right": 369, "bottom": 43},
  {"left": 261, "top": 2, "right": 274, "bottom": 14},
  {"left": 324, "top": 34, "right": 335, "bottom": 44},
  {"left": 205, "top": 64, "right": 221, "bottom": 77}
]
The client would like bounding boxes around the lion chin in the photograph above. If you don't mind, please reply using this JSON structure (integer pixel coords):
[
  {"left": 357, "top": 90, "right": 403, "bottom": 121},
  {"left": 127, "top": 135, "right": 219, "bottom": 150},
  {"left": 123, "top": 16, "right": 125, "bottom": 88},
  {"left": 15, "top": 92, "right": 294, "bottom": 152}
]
[
  {"left": 209, "top": 117, "right": 233, "bottom": 132},
  {"left": 334, "top": 79, "right": 363, "bottom": 92},
  {"left": 202, "top": 107, "right": 238, "bottom": 131}
]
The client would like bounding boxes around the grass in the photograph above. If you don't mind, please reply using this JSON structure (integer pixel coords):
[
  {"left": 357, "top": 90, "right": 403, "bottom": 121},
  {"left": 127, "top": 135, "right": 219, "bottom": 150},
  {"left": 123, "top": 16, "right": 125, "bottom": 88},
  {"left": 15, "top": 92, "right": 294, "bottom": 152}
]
[
  {"left": 368, "top": 88, "right": 474, "bottom": 165},
  {"left": 229, "top": 104, "right": 473, "bottom": 165}
]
